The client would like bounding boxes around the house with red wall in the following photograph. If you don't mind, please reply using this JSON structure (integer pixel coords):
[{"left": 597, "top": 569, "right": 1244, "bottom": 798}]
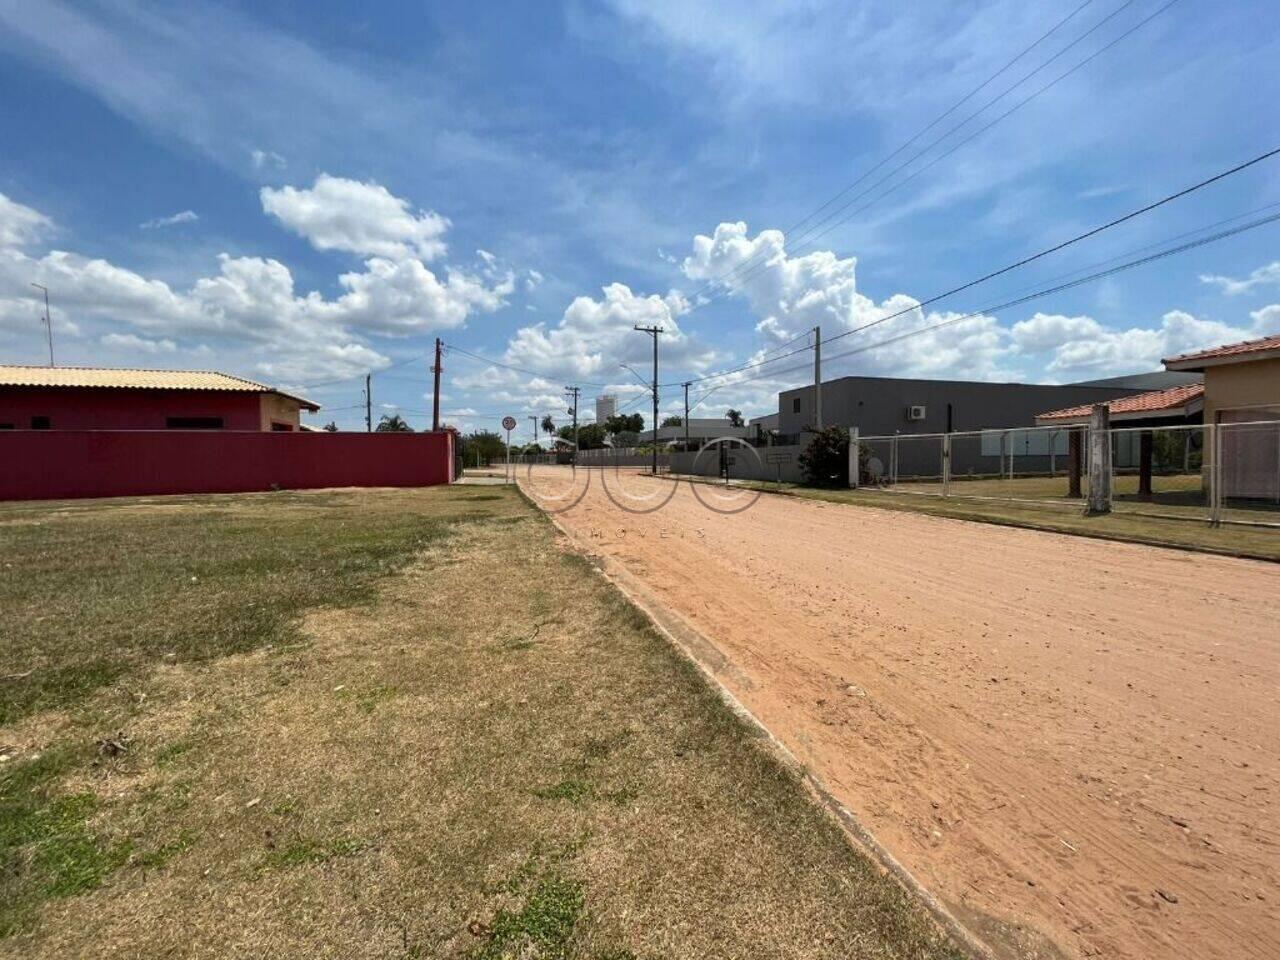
[{"left": 0, "top": 365, "right": 319, "bottom": 431}]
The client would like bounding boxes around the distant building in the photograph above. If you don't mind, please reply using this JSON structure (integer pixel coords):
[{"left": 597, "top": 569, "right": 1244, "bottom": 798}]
[
  {"left": 0, "top": 366, "right": 319, "bottom": 431},
  {"left": 643, "top": 417, "right": 748, "bottom": 449},
  {"left": 776, "top": 374, "right": 1153, "bottom": 438},
  {"left": 595, "top": 394, "right": 617, "bottom": 424}
]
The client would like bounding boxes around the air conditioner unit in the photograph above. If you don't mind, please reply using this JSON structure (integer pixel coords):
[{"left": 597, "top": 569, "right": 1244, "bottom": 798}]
[{"left": 906, "top": 405, "right": 927, "bottom": 421}]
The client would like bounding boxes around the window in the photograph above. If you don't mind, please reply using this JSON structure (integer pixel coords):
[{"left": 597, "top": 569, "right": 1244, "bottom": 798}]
[
  {"left": 30, "top": 416, "right": 51, "bottom": 430},
  {"left": 271, "top": 422, "right": 293, "bottom": 432},
  {"left": 166, "top": 416, "right": 224, "bottom": 429},
  {"left": 792, "top": 397, "right": 802, "bottom": 413},
  {"left": 0, "top": 423, "right": 13, "bottom": 430}
]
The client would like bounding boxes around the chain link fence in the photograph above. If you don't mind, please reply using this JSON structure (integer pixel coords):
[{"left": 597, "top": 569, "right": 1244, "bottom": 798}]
[{"left": 855, "top": 421, "right": 1280, "bottom": 528}]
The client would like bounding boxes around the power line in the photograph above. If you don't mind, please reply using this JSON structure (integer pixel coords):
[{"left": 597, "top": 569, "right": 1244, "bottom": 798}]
[
  {"left": 707, "top": 208, "right": 1280, "bottom": 392},
  {"left": 691, "top": 0, "right": 1111, "bottom": 300},
  {"left": 444, "top": 343, "right": 612, "bottom": 388},
  {"left": 749, "top": 0, "right": 1180, "bottom": 278},
  {"left": 663, "top": 142, "right": 1280, "bottom": 388}
]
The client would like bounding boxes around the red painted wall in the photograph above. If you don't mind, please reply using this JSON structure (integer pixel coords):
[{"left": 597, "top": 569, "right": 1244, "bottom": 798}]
[
  {"left": 0, "top": 430, "right": 454, "bottom": 501},
  {"left": 0, "top": 387, "right": 264, "bottom": 431}
]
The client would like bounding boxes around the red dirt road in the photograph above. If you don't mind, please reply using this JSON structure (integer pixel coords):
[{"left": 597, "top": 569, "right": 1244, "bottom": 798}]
[{"left": 523, "top": 467, "right": 1280, "bottom": 960}]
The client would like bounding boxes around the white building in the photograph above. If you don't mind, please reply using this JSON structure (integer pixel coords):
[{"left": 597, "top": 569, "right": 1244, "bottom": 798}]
[{"left": 595, "top": 394, "right": 617, "bottom": 423}]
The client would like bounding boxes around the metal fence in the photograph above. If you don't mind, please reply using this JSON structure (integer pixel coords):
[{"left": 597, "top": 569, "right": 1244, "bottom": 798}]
[{"left": 856, "top": 421, "right": 1280, "bottom": 527}]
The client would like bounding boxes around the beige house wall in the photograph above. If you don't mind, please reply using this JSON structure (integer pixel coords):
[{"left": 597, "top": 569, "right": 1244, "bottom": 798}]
[
  {"left": 258, "top": 392, "right": 303, "bottom": 431},
  {"left": 1203, "top": 357, "right": 1280, "bottom": 423}
]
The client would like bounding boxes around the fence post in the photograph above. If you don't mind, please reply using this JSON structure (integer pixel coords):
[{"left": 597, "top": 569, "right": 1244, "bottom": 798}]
[
  {"left": 1086, "top": 404, "right": 1112, "bottom": 515},
  {"left": 848, "top": 427, "right": 859, "bottom": 489},
  {"left": 1209, "top": 422, "right": 1222, "bottom": 526},
  {"left": 942, "top": 432, "right": 951, "bottom": 497}
]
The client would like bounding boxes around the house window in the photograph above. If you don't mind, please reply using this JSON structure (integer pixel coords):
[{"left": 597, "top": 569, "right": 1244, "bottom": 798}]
[
  {"left": 165, "top": 416, "right": 224, "bottom": 429},
  {"left": 0, "top": 423, "right": 14, "bottom": 430},
  {"left": 271, "top": 422, "right": 293, "bottom": 432},
  {"left": 30, "top": 416, "right": 51, "bottom": 430},
  {"left": 792, "top": 397, "right": 802, "bottom": 413}
]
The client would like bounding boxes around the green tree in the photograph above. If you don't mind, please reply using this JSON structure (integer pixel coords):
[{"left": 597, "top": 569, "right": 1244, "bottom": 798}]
[
  {"left": 463, "top": 430, "right": 505, "bottom": 465},
  {"left": 540, "top": 414, "right": 556, "bottom": 435},
  {"left": 375, "top": 413, "right": 414, "bottom": 432},
  {"left": 558, "top": 422, "right": 606, "bottom": 449},
  {"left": 726, "top": 408, "right": 744, "bottom": 427},
  {"left": 661, "top": 415, "right": 683, "bottom": 427},
  {"left": 798, "top": 426, "right": 849, "bottom": 488},
  {"left": 321, "top": 421, "right": 339, "bottom": 432},
  {"left": 604, "top": 412, "right": 644, "bottom": 435}
]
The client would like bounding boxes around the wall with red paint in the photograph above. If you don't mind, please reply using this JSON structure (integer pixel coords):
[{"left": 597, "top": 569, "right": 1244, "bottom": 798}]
[
  {"left": 0, "top": 430, "right": 454, "bottom": 501},
  {"left": 0, "top": 387, "right": 265, "bottom": 430}
]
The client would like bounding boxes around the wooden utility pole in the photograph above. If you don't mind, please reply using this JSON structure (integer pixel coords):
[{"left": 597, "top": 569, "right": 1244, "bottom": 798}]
[
  {"left": 683, "top": 381, "right": 690, "bottom": 451},
  {"left": 565, "top": 386, "right": 580, "bottom": 455},
  {"left": 431, "top": 337, "right": 443, "bottom": 431},
  {"left": 813, "top": 324, "right": 822, "bottom": 431},
  {"left": 634, "top": 325, "right": 664, "bottom": 475},
  {"left": 365, "top": 374, "right": 372, "bottom": 432}
]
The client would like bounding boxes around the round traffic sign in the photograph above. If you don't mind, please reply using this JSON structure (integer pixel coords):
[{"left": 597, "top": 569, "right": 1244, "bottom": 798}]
[{"left": 502, "top": 416, "right": 517, "bottom": 431}]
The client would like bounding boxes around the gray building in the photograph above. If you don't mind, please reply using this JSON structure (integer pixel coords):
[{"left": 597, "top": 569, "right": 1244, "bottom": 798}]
[{"left": 776, "top": 374, "right": 1197, "bottom": 479}]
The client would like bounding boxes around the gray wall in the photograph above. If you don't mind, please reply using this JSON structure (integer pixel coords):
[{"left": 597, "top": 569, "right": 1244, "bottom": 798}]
[
  {"left": 778, "top": 376, "right": 1144, "bottom": 437},
  {"left": 671, "top": 442, "right": 810, "bottom": 483}
]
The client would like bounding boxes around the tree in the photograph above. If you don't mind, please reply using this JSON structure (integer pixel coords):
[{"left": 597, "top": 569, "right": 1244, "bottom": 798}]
[
  {"left": 375, "top": 413, "right": 414, "bottom": 432},
  {"left": 321, "top": 421, "right": 339, "bottom": 432},
  {"left": 604, "top": 412, "right": 644, "bottom": 435},
  {"left": 798, "top": 426, "right": 849, "bottom": 488},
  {"left": 726, "top": 408, "right": 744, "bottom": 427},
  {"left": 462, "top": 430, "right": 505, "bottom": 465},
  {"left": 558, "top": 422, "right": 606, "bottom": 449},
  {"left": 661, "top": 415, "right": 683, "bottom": 427},
  {"left": 540, "top": 414, "right": 556, "bottom": 435}
]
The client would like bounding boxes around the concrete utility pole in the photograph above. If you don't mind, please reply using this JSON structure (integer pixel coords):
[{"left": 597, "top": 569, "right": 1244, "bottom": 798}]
[
  {"left": 813, "top": 324, "right": 822, "bottom": 431},
  {"left": 564, "top": 386, "right": 580, "bottom": 455},
  {"left": 30, "top": 282, "right": 53, "bottom": 365},
  {"left": 634, "top": 325, "right": 664, "bottom": 475},
  {"left": 365, "top": 374, "right": 372, "bottom": 433},
  {"left": 683, "top": 381, "right": 690, "bottom": 451},
  {"left": 528, "top": 415, "right": 539, "bottom": 455},
  {"left": 1086, "top": 403, "right": 1112, "bottom": 515},
  {"left": 431, "top": 337, "right": 443, "bottom": 431}
]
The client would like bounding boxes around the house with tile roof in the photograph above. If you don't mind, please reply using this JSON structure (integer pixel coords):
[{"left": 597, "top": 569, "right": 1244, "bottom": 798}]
[{"left": 0, "top": 365, "right": 320, "bottom": 432}]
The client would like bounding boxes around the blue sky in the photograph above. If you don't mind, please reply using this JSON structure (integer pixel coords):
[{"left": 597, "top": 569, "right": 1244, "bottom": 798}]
[{"left": 1, "top": 0, "right": 1279, "bottom": 436}]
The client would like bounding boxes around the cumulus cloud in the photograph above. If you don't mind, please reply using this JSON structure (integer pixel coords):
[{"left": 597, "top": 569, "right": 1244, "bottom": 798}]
[
  {"left": 100, "top": 332, "right": 177, "bottom": 353},
  {"left": 1200, "top": 261, "right": 1280, "bottom": 296},
  {"left": 261, "top": 174, "right": 450, "bottom": 261},
  {"left": 0, "top": 180, "right": 513, "bottom": 384},
  {"left": 0, "top": 193, "right": 53, "bottom": 248},
  {"left": 140, "top": 210, "right": 198, "bottom": 230}
]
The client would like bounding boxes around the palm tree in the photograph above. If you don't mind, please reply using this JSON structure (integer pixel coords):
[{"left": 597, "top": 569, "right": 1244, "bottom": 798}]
[
  {"left": 375, "top": 413, "right": 414, "bottom": 432},
  {"left": 540, "top": 414, "right": 555, "bottom": 435}
]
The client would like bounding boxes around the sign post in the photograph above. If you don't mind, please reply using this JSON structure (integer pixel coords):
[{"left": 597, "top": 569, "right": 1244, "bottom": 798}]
[
  {"left": 502, "top": 415, "right": 517, "bottom": 484},
  {"left": 766, "top": 451, "right": 792, "bottom": 489}
]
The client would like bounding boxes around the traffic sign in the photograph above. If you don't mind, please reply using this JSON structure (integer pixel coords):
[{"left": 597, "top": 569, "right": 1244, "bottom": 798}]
[{"left": 502, "top": 416, "right": 517, "bottom": 431}]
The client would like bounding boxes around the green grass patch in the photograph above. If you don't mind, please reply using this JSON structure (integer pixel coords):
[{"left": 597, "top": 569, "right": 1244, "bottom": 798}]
[
  {"left": 263, "top": 835, "right": 368, "bottom": 869},
  {"left": 473, "top": 871, "right": 585, "bottom": 960}
]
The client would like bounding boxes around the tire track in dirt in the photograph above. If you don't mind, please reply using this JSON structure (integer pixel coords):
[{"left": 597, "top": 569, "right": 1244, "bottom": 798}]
[{"left": 524, "top": 468, "right": 1280, "bottom": 960}]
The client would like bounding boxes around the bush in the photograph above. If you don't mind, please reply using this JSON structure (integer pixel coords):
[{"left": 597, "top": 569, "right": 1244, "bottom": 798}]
[{"left": 798, "top": 426, "right": 849, "bottom": 487}]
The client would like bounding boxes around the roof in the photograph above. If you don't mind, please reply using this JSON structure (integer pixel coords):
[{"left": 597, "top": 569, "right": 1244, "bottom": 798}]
[
  {"left": 1069, "top": 370, "right": 1202, "bottom": 390},
  {"left": 1036, "top": 383, "right": 1204, "bottom": 424},
  {"left": 1163, "top": 332, "right": 1280, "bottom": 371},
  {"left": 0, "top": 365, "right": 319, "bottom": 410}
]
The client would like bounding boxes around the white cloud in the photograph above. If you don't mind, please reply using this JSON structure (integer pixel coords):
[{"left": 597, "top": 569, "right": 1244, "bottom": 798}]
[
  {"left": 250, "top": 148, "right": 286, "bottom": 170},
  {"left": 1200, "top": 261, "right": 1280, "bottom": 296},
  {"left": 0, "top": 182, "right": 514, "bottom": 384},
  {"left": 0, "top": 193, "right": 53, "bottom": 248},
  {"left": 261, "top": 174, "right": 450, "bottom": 261},
  {"left": 100, "top": 332, "right": 177, "bottom": 353},
  {"left": 1251, "top": 304, "right": 1280, "bottom": 331},
  {"left": 140, "top": 210, "right": 198, "bottom": 230}
]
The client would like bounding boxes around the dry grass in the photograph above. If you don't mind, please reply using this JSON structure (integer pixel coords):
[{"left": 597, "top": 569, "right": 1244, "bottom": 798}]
[{"left": 0, "top": 486, "right": 962, "bottom": 960}]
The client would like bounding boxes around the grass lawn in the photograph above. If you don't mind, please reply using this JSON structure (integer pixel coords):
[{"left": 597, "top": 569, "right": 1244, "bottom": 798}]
[
  {"left": 677, "top": 475, "right": 1280, "bottom": 562},
  {"left": 0, "top": 486, "right": 962, "bottom": 960}
]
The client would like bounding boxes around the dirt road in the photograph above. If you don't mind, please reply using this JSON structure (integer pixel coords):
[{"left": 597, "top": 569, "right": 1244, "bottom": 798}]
[{"left": 522, "top": 467, "right": 1280, "bottom": 960}]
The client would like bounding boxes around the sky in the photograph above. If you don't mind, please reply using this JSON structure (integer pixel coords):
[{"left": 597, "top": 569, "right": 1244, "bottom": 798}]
[{"left": 1, "top": 0, "right": 1279, "bottom": 438}]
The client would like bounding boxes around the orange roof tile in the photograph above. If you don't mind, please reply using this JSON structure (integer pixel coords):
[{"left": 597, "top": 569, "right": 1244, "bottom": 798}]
[
  {"left": 0, "top": 365, "right": 318, "bottom": 410},
  {"left": 1163, "top": 332, "right": 1280, "bottom": 369},
  {"left": 1037, "top": 383, "right": 1204, "bottom": 423}
]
